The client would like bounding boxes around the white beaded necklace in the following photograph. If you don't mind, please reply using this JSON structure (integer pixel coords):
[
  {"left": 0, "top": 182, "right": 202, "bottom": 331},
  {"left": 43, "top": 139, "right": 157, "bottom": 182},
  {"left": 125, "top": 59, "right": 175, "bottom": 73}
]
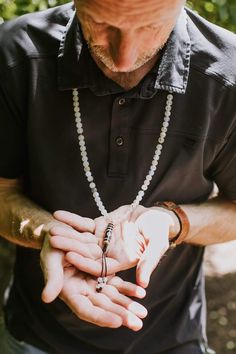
[{"left": 72, "top": 88, "right": 173, "bottom": 290}]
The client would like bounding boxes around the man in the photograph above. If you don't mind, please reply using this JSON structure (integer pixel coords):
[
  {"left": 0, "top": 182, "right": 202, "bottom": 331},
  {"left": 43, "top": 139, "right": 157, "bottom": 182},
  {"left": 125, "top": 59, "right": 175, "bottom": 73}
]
[{"left": 0, "top": 0, "right": 236, "bottom": 353}]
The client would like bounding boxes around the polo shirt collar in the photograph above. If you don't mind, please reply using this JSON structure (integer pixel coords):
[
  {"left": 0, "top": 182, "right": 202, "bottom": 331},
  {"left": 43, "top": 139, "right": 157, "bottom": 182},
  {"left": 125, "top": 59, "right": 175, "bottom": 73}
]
[{"left": 57, "top": 8, "right": 191, "bottom": 95}]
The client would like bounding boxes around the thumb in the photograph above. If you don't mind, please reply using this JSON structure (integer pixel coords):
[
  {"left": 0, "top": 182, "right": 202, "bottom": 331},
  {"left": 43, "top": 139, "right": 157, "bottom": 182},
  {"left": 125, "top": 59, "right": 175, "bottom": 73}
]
[
  {"left": 136, "top": 244, "right": 161, "bottom": 288},
  {"left": 41, "top": 246, "right": 64, "bottom": 303},
  {"left": 136, "top": 236, "right": 169, "bottom": 288},
  {"left": 135, "top": 210, "right": 172, "bottom": 287}
]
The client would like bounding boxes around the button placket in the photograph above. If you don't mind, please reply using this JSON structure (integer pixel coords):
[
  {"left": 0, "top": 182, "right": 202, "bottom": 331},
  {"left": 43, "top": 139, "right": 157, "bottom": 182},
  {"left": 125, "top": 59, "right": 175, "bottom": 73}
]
[{"left": 108, "top": 97, "right": 129, "bottom": 177}]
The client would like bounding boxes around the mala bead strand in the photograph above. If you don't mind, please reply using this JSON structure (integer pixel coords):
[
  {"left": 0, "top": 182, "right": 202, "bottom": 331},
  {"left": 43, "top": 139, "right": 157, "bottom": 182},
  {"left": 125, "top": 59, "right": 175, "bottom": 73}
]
[{"left": 72, "top": 89, "right": 174, "bottom": 292}]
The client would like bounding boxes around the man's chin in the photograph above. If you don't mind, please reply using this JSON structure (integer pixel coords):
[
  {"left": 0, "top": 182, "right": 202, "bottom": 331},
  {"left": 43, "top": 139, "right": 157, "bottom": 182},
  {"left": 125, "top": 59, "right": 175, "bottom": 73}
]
[
  {"left": 98, "top": 58, "right": 152, "bottom": 74},
  {"left": 90, "top": 48, "right": 159, "bottom": 75},
  {"left": 89, "top": 46, "right": 159, "bottom": 73}
]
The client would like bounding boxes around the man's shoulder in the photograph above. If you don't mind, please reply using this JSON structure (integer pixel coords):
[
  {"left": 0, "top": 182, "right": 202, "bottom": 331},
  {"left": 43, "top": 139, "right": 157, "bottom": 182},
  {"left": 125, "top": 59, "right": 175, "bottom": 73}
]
[
  {"left": 0, "top": 3, "right": 74, "bottom": 68},
  {"left": 186, "top": 8, "right": 236, "bottom": 89}
]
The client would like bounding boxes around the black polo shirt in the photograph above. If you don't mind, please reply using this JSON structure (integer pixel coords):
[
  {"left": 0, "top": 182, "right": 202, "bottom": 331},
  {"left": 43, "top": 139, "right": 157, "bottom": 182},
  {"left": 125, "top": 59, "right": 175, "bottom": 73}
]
[{"left": 0, "top": 3, "right": 236, "bottom": 354}]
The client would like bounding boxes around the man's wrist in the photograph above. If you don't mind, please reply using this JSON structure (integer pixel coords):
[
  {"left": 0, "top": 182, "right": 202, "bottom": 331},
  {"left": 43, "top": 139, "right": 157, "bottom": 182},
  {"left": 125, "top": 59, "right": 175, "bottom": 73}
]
[
  {"left": 151, "top": 206, "right": 181, "bottom": 239},
  {"left": 11, "top": 204, "right": 58, "bottom": 249},
  {"left": 154, "top": 201, "right": 190, "bottom": 246}
]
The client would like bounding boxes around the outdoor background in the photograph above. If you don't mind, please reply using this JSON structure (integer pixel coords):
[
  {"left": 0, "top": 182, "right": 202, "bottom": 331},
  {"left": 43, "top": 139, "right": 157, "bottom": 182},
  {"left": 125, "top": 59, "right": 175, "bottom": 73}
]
[
  {"left": 0, "top": 0, "right": 236, "bottom": 31},
  {"left": 0, "top": 1, "right": 236, "bottom": 354}
]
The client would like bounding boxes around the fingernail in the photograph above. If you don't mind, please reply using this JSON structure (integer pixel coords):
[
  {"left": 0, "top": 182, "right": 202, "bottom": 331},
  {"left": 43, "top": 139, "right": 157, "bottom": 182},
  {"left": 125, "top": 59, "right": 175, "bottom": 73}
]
[
  {"left": 126, "top": 313, "right": 143, "bottom": 331},
  {"left": 136, "top": 287, "right": 146, "bottom": 298},
  {"left": 128, "top": 302, "right": 148, "bottom": 318}
]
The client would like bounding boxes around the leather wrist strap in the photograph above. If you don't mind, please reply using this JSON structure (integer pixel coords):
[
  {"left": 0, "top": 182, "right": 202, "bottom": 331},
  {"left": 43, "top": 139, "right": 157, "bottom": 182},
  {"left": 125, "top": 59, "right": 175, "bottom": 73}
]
[{"left": 154, "top": 201, "right": 190, "bottom": 248}]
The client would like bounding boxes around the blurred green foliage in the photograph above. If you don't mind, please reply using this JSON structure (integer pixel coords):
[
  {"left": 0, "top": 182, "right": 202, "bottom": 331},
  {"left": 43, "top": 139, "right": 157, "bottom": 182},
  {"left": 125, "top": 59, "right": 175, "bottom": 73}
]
[
  {"left": 188, "top": 0, "right": 236, "bottom": 32},
  {"left": 0, "top": 0, "right": 70, "bottom": 23},
  {"left": 0, "top": 0, "right": 236, "bottom": 33}
]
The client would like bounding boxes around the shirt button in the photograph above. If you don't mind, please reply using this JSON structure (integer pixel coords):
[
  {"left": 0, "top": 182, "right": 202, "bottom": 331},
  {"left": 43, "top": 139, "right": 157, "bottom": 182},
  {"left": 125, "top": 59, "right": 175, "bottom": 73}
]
[
  {"left": 115, "top": 136, "right": 124, "bottom": 146},
  {"left": 118, "top": 98, "right": 126, "bottom": 105}
]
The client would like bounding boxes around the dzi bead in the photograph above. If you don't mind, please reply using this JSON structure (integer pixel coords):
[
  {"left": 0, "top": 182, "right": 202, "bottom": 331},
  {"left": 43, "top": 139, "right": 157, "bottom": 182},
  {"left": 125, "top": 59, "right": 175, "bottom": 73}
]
[{"left": 103, "top": 223, "right": 114, "bottom": 252}]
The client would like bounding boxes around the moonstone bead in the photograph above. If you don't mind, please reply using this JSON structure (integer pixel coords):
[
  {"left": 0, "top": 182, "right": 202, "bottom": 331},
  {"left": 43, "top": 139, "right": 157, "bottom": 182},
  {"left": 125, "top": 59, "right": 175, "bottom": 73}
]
[
  {"left": 76, "top": 124, "right": 82, "bottom": 129},
  {"left": 165, "top": 111, "right": 171, "bottom": 117},
  {"left": 150, "top": 165, "right": 157, "bottom": 172},
  {"left": 153, "top": 155, "right": 160, "bottom": 161}
]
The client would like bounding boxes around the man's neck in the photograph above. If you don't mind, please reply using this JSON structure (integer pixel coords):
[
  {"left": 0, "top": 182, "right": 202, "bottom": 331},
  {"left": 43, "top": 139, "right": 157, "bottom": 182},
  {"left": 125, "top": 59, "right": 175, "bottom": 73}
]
[{"left": 91, "top": 54, "right": 159, "bottom": 91}]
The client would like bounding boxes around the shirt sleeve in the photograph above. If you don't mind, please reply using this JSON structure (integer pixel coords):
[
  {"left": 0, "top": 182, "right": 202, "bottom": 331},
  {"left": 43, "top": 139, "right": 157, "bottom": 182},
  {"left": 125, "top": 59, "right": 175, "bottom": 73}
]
[
  {"left": 0, "top": 75, "right": 27, "bottom": 178},
  {"left": 209, "top": 122, "right": 236, "bottom": 200}
]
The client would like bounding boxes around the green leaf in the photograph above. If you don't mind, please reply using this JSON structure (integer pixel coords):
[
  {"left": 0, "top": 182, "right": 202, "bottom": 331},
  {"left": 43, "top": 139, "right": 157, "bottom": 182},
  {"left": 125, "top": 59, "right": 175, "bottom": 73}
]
[{"left": 204, "top": 2, "right": 215, "bottom": 13}]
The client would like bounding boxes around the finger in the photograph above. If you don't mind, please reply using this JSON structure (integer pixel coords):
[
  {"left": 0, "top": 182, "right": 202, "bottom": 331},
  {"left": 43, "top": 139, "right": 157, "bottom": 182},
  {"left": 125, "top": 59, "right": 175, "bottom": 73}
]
[
  {"left": 50, "top": 226, "right": 97, "bottom": 243},
  {"left": 136, "top": 240, "right": 169, "bottom": 288},
  {"left": 65, "top": 252, "right": 120, "bottom": 276},
  {"left": 49, "top": 236, "right": 101, "bottom": 259},
  {"left": 94, "top": 216, "right": 107, "bottom": 247},
  {"left": 41, "top": 246, "right": 64, "bottom": 303},
  {"left": 66, "top": 252, "right": 102, "bottom": 275},
  {"left": 61, "top": 293, "right": 122, "bottom": 328},
  {"left": 102, "top": 285, "right": 147, "bottom": 319},
  {"left": 88, "top": 292, "right": 143, "bottom": 331},
  {"left": 53, "top": 210, "right": 95, "bottom": 233},
  {"left": 108, "top": 276, "right": 146, "bottom": 299}
]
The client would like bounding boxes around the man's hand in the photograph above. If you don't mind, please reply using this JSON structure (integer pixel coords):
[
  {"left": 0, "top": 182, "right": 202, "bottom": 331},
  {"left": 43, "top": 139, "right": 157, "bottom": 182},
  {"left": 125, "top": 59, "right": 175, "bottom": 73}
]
[
  {"left": 40, "top": 219, "right": 147, "bottom": 331},
  {"left": 40, "top": 216, "right": 96, "bottom": 303},
  {"left": 59, "top": 267, "right": 147, "bottom": 331},
  {"left": 52, "top": 206, "right": 175, "bottom": 288}
]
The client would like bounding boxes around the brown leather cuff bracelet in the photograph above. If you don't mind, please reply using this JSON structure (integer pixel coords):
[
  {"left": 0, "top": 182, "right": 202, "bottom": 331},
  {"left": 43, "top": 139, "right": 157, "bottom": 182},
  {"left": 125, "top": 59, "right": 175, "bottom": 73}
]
[{"left": 154, "top": 201, "right": 190, "bottom": 248}]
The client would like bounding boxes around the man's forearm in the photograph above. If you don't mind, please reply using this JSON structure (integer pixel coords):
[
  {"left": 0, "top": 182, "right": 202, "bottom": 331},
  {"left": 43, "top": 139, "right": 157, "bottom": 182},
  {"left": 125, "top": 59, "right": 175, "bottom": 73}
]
[
  {"left": 182, "top": 197, "right": 236, "bottom": 245},
  {"left": 0, "top": 178, "right": 55, "bottom": 249}
]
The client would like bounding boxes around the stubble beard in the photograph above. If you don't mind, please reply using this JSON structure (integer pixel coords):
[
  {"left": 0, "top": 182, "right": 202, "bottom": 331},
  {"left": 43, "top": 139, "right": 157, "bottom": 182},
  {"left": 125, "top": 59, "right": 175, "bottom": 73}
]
[{"left": 87, "top": 42, "right": 165, "bottom": 73}]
